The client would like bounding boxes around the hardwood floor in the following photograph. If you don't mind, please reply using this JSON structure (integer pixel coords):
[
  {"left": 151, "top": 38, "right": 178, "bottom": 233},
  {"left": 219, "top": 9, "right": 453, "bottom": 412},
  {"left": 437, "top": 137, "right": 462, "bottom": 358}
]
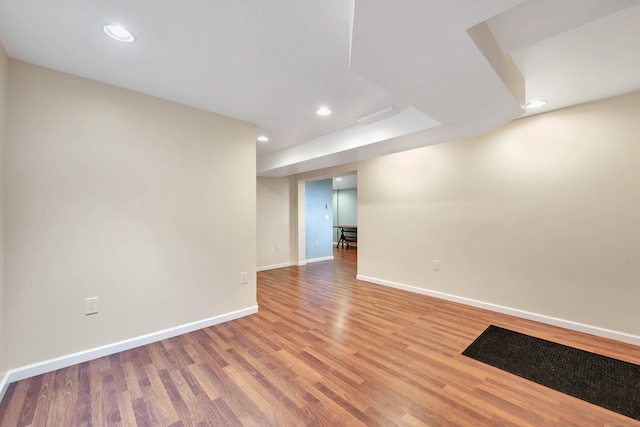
[{"left": 1, "top": 247, "right": 639, "bottom": 426}]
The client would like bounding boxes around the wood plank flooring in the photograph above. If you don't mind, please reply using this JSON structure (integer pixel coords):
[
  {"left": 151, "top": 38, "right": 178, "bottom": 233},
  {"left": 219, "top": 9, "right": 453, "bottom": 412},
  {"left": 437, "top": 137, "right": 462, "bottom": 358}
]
[{"left": 1, "top": 247, "right": 639, "bottom": 426}]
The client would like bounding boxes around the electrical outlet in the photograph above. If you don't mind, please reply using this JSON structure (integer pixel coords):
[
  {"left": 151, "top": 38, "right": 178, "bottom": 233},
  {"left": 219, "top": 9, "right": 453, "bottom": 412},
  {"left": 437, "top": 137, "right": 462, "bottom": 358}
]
[
  {"left": 240, "top": 272, "right": 248, "bottom": 284},
  {"left": 315, "top": 240, "right": 319, "bottom": 246},
  {"left": 433, "top": 260, "right": 440, "bottom": 271},
  {"left": 85, "top": 297, "right": 99, "bottom": 315}
]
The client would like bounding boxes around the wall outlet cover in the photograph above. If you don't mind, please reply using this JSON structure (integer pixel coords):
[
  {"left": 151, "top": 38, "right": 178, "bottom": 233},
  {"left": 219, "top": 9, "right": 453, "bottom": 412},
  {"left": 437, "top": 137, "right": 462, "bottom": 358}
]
[{"left": 85, "top": 297, "right": 99, "bottom": 315}]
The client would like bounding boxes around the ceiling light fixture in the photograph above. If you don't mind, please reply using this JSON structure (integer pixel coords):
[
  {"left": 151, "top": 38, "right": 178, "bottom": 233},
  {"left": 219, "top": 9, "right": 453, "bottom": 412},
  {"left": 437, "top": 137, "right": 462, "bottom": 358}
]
[
  {"left": 316, "top": 107, "right": 332, "bottom": 116},
  {"left": 103, "top": 25, "right": 136, "bottom": 43},
  {"left": 526, "top": 99, "right": 548, "bottom": 109},
  {"left": 257, "top": 135, "right": 269, "bottom": 142}
]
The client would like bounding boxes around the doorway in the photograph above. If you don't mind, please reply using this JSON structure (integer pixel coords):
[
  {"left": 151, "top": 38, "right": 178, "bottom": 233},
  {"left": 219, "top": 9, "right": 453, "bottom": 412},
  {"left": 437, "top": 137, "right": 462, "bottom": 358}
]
[{"left": 297, "top": 173, "right": 357, "bottom": 264}]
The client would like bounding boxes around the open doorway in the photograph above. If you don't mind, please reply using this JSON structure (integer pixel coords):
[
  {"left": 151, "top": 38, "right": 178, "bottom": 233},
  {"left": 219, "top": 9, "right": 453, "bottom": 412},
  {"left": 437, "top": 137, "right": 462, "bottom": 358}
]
[
  {"left": 297, "top": 172, "right": 358, "bottom": 264},
  {"left": 303, "top": 178, "right": 334, "bottom": 263},
  {"left": 333, "top": 175, "right": 358, "bottom": 249}
]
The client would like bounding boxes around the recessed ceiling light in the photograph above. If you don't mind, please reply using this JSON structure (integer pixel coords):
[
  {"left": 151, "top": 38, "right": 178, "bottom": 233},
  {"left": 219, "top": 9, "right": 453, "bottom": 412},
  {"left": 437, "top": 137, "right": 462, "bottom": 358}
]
[
  {"left": 526, "top": 99, "right": 547, "bottom": 109},
  {"left": 317, "top": 107, "right": 332, "bottom": 116},
  {"left": 103, "top": 25, "right": 136, "bottom": 43},
  {"left": 257, "top": 135, "right": 269, "bottom": 142}
]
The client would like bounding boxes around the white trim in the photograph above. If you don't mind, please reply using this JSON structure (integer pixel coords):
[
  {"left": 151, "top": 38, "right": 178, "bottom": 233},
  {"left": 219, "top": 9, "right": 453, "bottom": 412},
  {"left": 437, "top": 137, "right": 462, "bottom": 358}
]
[
  {"left": 356, "top": 275, "right": 640, "bottom": 346},
  {"left": 257, "top": 262, "right": 295, "bottom": 272},
  {"left": 0, "top": 372, "right": 10, "bottom": 403},
  {"left": 297, "top": 261, "right": 307, "bottom": 266},
  {"left": 297, "top": 179, "right": 306, "bottom": 265},
  {"left": 5, "top": 305, "right": 258, "bottom": 384},
  {"left": 306, "top": 256, "right": 334, "bottom": 264}
]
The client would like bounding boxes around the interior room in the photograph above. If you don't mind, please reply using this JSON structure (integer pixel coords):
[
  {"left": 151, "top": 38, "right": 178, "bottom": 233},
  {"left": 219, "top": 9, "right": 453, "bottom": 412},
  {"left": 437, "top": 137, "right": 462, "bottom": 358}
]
[
  {"left": 333, "top": 175, "right": 358, "bottom": 248},
  {"left": 0, "top": 0, "right": 639, "bottom": 425}
]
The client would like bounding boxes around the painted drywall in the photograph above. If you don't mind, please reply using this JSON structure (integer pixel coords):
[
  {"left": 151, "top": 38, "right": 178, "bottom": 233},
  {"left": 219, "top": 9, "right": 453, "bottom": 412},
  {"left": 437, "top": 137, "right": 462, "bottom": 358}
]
[
  {"left": 257, "top": 176, "right": 298, "bottom": 270},
  {"left": 333, "top": 188, "right": 357, "bottom": 242},
  {"left": 305, "top": 179, "right": 333, "bottom": 260},
  {"left": 6, "top": 60, "right": 257, "bottom": 368},
  {"left": 0, "top": 43, "right": 8, "bottom": 379},
  {"left": 358, "top": 91, "right": 640, "bottom": 337}
]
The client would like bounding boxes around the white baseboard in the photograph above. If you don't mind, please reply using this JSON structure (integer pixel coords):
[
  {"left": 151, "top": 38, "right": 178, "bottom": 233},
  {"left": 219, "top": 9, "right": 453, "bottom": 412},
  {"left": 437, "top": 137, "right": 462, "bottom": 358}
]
[
  {"left": 356, "top": 275, "right": 640, "bottom": 346},
  {"left": 257, "top": 262, "right": 295, "bottom": 272},
  {"left": 5, "top": 305, "right": 258, "bottom": 386},
  {"left": 0, "top": 371, "right": 10, "bottom": 404},
  {"left": 306, "top": 256, "right": 334, "bottom": 264}
]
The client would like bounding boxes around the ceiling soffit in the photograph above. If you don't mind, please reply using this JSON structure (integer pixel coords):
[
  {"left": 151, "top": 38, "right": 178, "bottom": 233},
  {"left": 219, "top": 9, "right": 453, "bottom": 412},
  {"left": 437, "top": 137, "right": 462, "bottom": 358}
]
[{"left": 259, "top": 0, "right": 527, "bottom": 176}]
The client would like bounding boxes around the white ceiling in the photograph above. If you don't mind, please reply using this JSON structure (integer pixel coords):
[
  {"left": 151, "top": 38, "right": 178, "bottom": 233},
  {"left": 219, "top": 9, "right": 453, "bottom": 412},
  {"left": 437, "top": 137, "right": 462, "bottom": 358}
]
[{"left": 1, "top": 0, "right": 639, "bottom": 177}]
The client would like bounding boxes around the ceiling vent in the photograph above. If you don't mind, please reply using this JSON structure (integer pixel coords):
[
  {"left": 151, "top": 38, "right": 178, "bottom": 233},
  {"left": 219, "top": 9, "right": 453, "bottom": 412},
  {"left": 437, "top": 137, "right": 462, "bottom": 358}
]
[{"left": 357, "top": 106, "right": 398, "bottom": 125}]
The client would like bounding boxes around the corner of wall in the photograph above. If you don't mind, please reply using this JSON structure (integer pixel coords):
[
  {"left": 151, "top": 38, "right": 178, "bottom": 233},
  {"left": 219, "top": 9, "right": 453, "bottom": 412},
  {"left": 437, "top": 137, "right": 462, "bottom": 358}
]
[
  {"left": 6, "top": 61, "right": 257, "bottom": 370},
  {"left": 0, "top": 41, "right": 9, "bottom": 394}
]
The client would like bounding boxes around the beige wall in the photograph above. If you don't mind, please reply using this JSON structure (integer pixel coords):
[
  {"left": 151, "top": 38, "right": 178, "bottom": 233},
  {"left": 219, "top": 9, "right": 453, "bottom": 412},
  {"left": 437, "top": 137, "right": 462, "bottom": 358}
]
[
  {"left": 358, "top": 91, "right": 640, "bottom": 337},
  {"left": 0, "top": 43, "right": 8, "bottom": 377},
  {"left": 257, "top": 176, "right": 297, "bottom": 269},
  {"left": 6, "top": 61, "right": 257, "bottom": 368}
]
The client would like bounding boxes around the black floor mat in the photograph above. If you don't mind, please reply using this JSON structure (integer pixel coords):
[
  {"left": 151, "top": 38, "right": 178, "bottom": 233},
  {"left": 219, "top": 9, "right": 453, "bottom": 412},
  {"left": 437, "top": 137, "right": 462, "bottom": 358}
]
[{"left": 462, "top": 325, "right": 640, "bottom": 420}]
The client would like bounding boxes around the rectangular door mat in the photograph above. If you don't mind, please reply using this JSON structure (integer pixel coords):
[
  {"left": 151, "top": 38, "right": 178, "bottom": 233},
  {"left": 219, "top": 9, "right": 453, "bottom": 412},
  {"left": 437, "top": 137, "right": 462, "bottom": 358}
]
[{"left": 462, "top": 325, "right": 640, "bottom": 420}]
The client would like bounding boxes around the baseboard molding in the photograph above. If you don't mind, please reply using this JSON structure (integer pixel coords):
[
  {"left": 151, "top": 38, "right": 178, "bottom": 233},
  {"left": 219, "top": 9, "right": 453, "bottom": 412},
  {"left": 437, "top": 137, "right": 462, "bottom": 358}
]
[
  {"left": 5, "top": 305, "right": 258, "bottom": 385},
  {"left": 306, "top": 256, "right": 334, "bottom": 264},
  {"left": 356, "top": 275, "right": 640, "bottom": 346},
  {"left": 257, "top": 262, "right": 295, "bottom": 272},
  {"left": 0, "top": 371, "right": 10, "bottom": 404}
]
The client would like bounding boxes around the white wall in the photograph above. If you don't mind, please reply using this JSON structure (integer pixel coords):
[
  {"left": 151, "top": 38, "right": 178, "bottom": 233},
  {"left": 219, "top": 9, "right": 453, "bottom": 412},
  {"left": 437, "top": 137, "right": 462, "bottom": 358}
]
[
  {"left": 257, "top": 176, "right": 297, "bottom": 270},
  {"left": 358, "top": 91, "right": 640, "bottom": 338},
  {"left": 6, "top": 61, "right": 257, "bottom": 368},
  {"left": 333, "top": 188, "right": 357, "bottom": 242},
  {"left": 0, "top": 43, "right": 8, "bottom": 379}
]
